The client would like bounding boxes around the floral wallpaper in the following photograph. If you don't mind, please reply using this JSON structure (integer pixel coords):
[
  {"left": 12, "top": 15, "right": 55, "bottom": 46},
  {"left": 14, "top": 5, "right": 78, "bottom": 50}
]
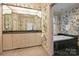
[
  {"left": 41, "top": 4, "right": 48, "bottom": 44},
  {"left": 60, "top": 8, "right": 79, "bottom": 35}
]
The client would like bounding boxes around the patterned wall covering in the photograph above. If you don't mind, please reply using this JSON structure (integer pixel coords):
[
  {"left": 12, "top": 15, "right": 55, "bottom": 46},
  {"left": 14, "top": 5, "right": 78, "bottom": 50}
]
[
  {"left": 60, "top": 7, "right": 79, "bottom": 35},
  {"left": 41, "top": 4, "right": 53, "bottom": 55},
  {"left": 41, "top": 4, "right": 48, "bottom": 46}
]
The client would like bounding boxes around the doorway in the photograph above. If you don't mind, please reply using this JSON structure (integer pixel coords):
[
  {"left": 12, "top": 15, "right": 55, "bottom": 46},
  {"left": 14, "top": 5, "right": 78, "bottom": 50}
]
[{"left": 52, "top": 3, "right": 79, "bottom": 56}]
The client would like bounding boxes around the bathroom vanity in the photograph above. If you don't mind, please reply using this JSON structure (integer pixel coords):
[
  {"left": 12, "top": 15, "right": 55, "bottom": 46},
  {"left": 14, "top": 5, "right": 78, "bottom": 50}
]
[{"left": 3, "top": 30, "right": 42, "bottom": 50}]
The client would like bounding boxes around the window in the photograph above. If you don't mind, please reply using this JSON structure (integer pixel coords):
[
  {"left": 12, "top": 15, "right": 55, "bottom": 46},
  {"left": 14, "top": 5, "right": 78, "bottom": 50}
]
[{"left": 53, "top": 16, "right": 59, "bottom": 35}]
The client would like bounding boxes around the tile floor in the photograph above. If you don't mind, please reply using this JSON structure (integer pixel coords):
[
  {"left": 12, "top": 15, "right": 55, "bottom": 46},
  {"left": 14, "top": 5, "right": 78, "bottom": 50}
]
[{"left": 1, "top": 45, "right": 48, "bottom": 56}]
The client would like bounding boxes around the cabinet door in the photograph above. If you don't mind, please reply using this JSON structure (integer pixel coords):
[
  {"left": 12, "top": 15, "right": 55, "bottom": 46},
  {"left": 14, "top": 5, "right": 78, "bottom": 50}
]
[
  {"left": 24, "top": 33, "right": 35, "bottom": 47},
  {"left": 12, "top": 33, "right": 42, "bottom": 49},
  {"left": 3, "top": 34, "right": 13, "bottom": 50},
  {"left": 32, "top": 33, "right": 41, "bottom": 45},
  {"left": 24, "top": 33, "right": 41, "bottom": 47},
  {"left": 12, "top": 34, "right": 25, "bottom": 49}
]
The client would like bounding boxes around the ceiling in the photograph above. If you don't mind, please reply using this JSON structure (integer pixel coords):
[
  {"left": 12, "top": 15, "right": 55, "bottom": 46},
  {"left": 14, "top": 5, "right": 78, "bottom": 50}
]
[
  {"left": 3, "top": 5, "right": 41, "bottom": 17},
  {"left": 3, "top": 3, "right": 42, "bottom": 10},
  {"left": 53, "top": 3, "right": 79, "bottom": 14}
]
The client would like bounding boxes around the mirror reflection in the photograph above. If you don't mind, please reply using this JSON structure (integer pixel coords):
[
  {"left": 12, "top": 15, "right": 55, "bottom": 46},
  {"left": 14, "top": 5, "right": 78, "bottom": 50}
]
[{"left": 3, "top": 5, "right": 42, "bottom": 31}]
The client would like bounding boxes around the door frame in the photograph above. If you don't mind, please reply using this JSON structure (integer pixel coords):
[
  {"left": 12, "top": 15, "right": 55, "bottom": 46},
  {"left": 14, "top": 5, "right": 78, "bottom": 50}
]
[{"left": 0, "top": 3, "right": 3, "bottom": 54}]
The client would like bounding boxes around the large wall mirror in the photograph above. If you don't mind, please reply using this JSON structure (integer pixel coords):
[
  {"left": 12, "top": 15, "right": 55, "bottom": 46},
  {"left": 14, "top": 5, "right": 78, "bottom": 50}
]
[{"left": 3, "top": 5, "right": 42, "bottom": 31}]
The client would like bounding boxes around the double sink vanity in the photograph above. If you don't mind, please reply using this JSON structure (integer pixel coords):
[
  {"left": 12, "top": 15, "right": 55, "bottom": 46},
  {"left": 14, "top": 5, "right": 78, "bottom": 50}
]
[{"left": 3, "top": 30, "right": 42, "bottom": 51}]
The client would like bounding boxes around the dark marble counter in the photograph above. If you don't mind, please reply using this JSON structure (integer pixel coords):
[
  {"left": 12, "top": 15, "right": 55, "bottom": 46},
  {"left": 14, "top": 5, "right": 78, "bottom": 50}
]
[{"left": 3, "top": 30, "right": 42, "bottom": 34}]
